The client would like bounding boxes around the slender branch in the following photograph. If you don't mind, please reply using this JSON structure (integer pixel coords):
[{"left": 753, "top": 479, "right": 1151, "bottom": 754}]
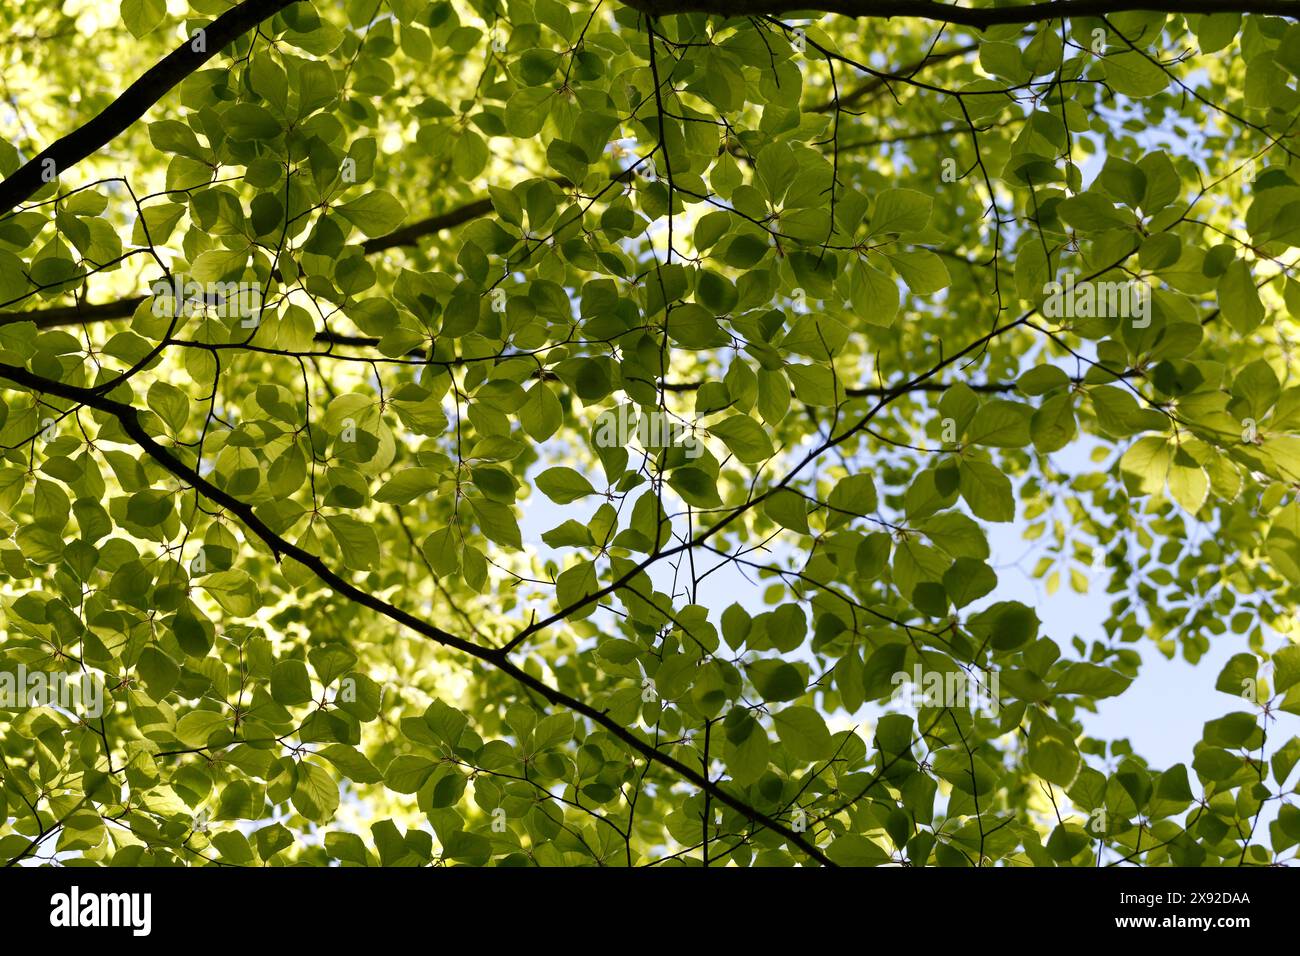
[
  {"left": 813, "top": 43, "right": 979, "bottom": 113},
  {"left": 622, "top": 0, "right": 1300, "bottom": 27},
  {"left": 1, "top": 193, "right": 511, "bottom": 329},
  {"left": 660, "top": 369, "right": 1142, "bottom": 396},
  {"left": 359, "top": 198, "right": 494, "bottom": 253},
  {"left": 0, "top": 359, "right": 835, "bottom": 867},
  {"left": 0, "top": 0, "right": 297, "bottom": 213}
]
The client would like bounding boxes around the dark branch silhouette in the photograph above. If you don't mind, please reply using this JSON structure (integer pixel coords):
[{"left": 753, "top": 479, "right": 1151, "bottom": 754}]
[
  {"left": 0, "top": 0, "right": 297, "bottom": 213},
  {"left": 0, "top": 357, "right": 836, "bottom": 867},
  {"left": 623, "top": 0, "right": 1300, "bottom": 26}
]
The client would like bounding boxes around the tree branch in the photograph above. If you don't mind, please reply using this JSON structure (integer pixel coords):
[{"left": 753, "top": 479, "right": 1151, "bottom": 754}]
[
  {"left": 359, "top": 198, "right": 494, "bottom": 253},
  {"left": 813, "top": 43, "right": 979, "bottom": 113},
  {"left": 0, "top": 193, "right": 505, "bottom": 330},
  {"left": 622, "top": 0, "right": 1300, "bottom": 26},
  {"left": 0, "top": 359, "right": 835, "bottom": 866},
  {"left": 0, "top": 0, "right": 297, "bottom": 213}
]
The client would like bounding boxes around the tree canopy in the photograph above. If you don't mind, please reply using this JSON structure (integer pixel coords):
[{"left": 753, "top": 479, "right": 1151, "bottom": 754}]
[{"left": 2, "top": 0, "right": 1300, "bottom": 868}]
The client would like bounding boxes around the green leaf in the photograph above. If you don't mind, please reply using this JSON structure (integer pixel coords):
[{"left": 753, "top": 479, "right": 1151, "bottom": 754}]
[
  {"left": 668, "top": 467, "right": 722, "bottom": 508},
  {"left": 1030, "top": 392, "right": 1077, "bottom": 453},
  {"left": 1217, "top": 259, "right": 1265, "bottom": 334},
  {"left": 1104, "top": 51, "right": 1169, "bottom": 98},
  {"left": 1119, "top": 436, "right": 1171, "bottom": 496},
  {"left": 763, "top": 488, "right": 810, "bottom": 533},
  {"left": 1272, "top": 737, "right": 1300, "bottom": 785},
  {"left": 325, "top": 514, "right": 380, "bottom": 571},
  {"left": 1028, "top": 713, "right": 1079, "bottom": 787},
  {"left": 863, "top": 643, "right": 907, "bottom": 700},
  {"left": 271, "top": 659, "right": 313, "bottom": 706},
  {"left": 748, "top": 660, "right": 805, "bottom": 702},
  {"left": 469, "top": 497, "right": 522, "bottom": 549},
  {"left": 1167, "top": 458, "right": 1208, "bottom": 513},
  {"left": 919, "top": 512, "right": 988, "bottom": 559},
  {"left": 1055, "top": 663, "right": 1132, "bottom": 699},
  {"left": 292, "top": 761, "right": 340, "bottom": 822},
  {"left": 886, "top": 248, "right": 950, "bottom": 295},
  {"left": 1192, "top": 746, "right": 1242, "bottom": 782},
  {"left": 190, "top": 249, "right": 248, "bottom": 283},
  {"left": 1275, "top": 645, "right": 1300, "bottom": 694},
  {"left": 223, "top": 103, "right": 282, "bottom": 142},
  {"left": 958, "top": 460, "right": 1015, "bottom": 522},
  {"left": 972, "top": 600, "right": 1040, "bottom": 652},
  {"left": 966, "top": 400, "right": 1032, "bottom": 448},
  {"left": 826, "top": 473, "right": 877, "bottom": 528},
  {"left": 773, "top": 706, "right": 833, "bottom": 762},
  {"left": 943, "top": 557, "right": 997, "bottom": 608},
  {"left": 200, "top": 570, "right": 261, "bottom": 617},
  {"left": 422, "top": 526, "right": 461, "bottom": 577},
  {"left": 121, "top": 0, "right": 166, "bottom": 39},
  {"left": 137, "top": 646, "right": 180, "bottom": 699},
  {"left": 826, "top": 833, "right": 890, "bottom": 866},
  {"left": 336, "top": 191, "right": 406, "bottom": 237},
  {"left": 870, "top": 188, "right": 932, "bottom": 235},
  {"left": 374, "top": 468, "right": 440, "bottom": 503},
  {"left": 710, "top": 414, "right": 775, "bottom": 463},
  {"left": 384, "top": 755, "right": 437, "bottom": 794},
  {"left": 1214, "top": 653, "right": 1258, "bottom": 699},
  {"left": 535, "top": 466, "right": 597, "bottom": 503},
  {"left": 1267, "top": 502, "right": 1300, "bottom": 585},
  {"left": 318, "top": 744, "right": 383, "bottom": 784},
  {"left": 724, "top": 715, "right": 770, "bottom": 785},
  {"left": 849, "top": 261, "right": 899, "bottom": 325},
  {"left": 146, "top": 381, "right": 190, "bottom": 433}
]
